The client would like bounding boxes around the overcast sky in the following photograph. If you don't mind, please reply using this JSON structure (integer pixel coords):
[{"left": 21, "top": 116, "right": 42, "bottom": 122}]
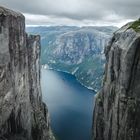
[{"left": 1, "top": 0, "right": 140, "bottom": 27}]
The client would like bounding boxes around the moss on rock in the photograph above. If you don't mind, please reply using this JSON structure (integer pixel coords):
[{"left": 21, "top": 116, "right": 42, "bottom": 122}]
[{"left": 128, "top": 19, "right": 140, "bottom": 32}]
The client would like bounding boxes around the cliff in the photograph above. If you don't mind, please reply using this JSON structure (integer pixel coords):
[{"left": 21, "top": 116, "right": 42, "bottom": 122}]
[
  {"left": 93, "top": 20, "right": 140, "bottom": 140},
  {"left": 0, "top": 6, "right": 54, "bottom": 140}
]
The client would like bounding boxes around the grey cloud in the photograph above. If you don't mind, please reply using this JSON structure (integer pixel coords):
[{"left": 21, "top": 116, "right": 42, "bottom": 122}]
[
  {"left": 0, "top": 0, "right": 104, "bottom": 20},
  {"left": 0, "top": 0, "right": 139, "bottom": 25}
]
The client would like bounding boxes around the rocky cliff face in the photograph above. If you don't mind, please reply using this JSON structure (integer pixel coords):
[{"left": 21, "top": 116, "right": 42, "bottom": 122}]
[
  {"left": 0, "top": 6, "right": 54, "bottom": 140},
  {"left": 93, "top": 20, "right": 140, "bottom": 140}
]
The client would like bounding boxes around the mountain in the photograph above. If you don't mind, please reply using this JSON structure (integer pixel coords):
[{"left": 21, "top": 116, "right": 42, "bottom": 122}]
[
  {"left": 93, "top": 20, "right": 140, "bottom": 140},
  {"left": 0, "top": 6, "right": 54, "bottom": 140},
  {"left": 27, "top": 26, "right": 117, "bottom": 91}
]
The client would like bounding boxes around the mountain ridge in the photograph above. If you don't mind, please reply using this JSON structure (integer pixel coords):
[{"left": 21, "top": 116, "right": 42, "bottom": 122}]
[{"left": 27, "top": 26, "right": 118, "bottom": 91}]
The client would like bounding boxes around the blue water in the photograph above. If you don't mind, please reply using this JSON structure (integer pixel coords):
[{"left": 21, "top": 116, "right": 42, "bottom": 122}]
[{"left": 41, "top": 69, "right": 95, "bottom": 140}]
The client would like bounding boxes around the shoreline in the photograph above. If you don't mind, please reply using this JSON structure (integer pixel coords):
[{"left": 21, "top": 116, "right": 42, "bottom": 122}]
[{"left": 42, "top": 65, "right": 97, "bottom": 93}]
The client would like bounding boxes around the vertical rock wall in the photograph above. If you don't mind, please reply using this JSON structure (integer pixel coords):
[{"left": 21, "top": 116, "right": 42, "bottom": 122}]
[
  {"left": 93, "top": 22, "right": 140, "bottom": 140},
  {"left": 0, "top": 6, "right": 54, "bottom": 140}
]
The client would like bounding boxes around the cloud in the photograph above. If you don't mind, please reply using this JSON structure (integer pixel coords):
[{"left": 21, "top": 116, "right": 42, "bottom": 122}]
[
  {"left": 0, "top": 0, "right": 139, "bottom": 26},
  {"left": 24, "top": 13, "right": 132, "bottom": 27}
]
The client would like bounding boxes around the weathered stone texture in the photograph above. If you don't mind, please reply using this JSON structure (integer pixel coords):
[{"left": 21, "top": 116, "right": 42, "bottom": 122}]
[
  {"left": 93, "top": 22, "right": 140, "bottom": 140},
  {"left": 0, "top": 6, "right": 54, "bottom": 140}
]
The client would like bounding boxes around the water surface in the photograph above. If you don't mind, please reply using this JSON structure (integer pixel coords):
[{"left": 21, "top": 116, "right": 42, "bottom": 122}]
[{"left": 41, "top": 69, "right": 95, "bottom": 140}]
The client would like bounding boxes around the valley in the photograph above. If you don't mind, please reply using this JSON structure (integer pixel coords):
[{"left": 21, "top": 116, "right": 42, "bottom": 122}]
[{"left": 27, "top": 26, "right": 117, "bottom": 91}]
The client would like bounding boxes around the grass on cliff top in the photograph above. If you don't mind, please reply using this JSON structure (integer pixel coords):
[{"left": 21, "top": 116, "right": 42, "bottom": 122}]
[{"left": 128, "top": 19, "right": 140, "bottom": 32}]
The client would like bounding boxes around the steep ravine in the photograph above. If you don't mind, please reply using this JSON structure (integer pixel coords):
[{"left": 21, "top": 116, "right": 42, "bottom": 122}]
[
  {"left": 0, "top": 6, "right": 54, "bottom": 140},
  {"left": 93, "top": 20, "right": 140, "bottom": 140}
]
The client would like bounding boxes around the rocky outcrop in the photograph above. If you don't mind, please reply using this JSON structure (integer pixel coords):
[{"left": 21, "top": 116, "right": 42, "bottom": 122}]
[
  {"left": 93, "top": 21, "right": 140, "bottom": 140},
  {"left": 0, "top": 6, "right": 54, "bottom": 140}
]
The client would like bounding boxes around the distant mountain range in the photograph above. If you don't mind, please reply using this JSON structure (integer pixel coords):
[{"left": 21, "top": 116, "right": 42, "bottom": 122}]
[{"left": 27, "top": 26, "right": 118, "bottom": 91}]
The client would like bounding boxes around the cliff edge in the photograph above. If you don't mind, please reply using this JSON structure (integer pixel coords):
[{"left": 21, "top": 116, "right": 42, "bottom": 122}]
[
  {"left": 93, "top": 20, "right": 140, "bottom": 140},
  {"left": 0, "top": 6, "right": 54, "bottom": 140}
]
